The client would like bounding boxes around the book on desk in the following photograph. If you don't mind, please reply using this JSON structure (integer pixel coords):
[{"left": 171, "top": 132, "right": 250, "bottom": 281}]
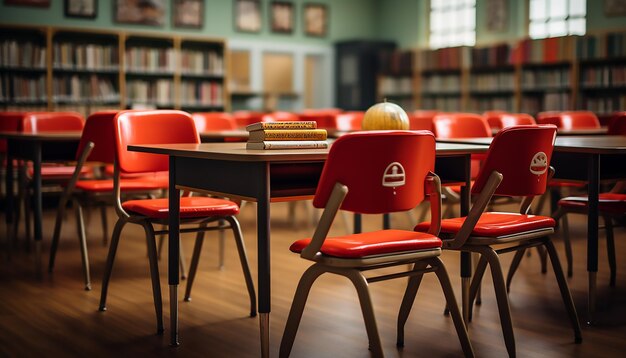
[{"left": 246, "top": 121, "right": 328, "bottom": 150}]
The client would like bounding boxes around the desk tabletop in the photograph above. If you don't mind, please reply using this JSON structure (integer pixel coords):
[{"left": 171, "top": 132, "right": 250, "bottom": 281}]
[
  {"left": 129, "top": 142, "right": 488, "bottom": 162},
  {"left": 0, "top": 131, "right": 82, "bottom": 141},
  {"left": 437, "top": 135, "right": 626, "bottom": 154}
]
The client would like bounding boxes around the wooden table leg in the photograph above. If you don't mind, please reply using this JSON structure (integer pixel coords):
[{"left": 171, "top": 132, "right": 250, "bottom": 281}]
[
  {"left": 169, "top": 157, "right": 181, "bottom": 346},
  {"left": 258, "top": 164, "right": 271, "bottom": 358},
  {"left": 586, "top": 154, "right": 600, "bottom": 325}
]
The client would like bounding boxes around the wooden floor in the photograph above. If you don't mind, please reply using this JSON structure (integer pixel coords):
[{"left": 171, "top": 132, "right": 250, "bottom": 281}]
[{"left": 1, "top": 200, "right": 625, "bottom": 357}]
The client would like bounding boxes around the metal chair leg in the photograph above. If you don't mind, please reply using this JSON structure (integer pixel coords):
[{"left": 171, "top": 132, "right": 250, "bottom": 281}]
[
  {"left": 279, "top": 264, "right": 326, "bottom": 358},
  {"left": 468, "top": 254, "right": 488, "bottom": 321},
  {"left": 218, "top": 218, "right": 225, "bottom": 270},
  {"left": 226, "top": 216, "right": 257, "bottom": 317},
  {"left": 184, "top": 226, "right": 206, "bottom": 302},
  {"left": 472, "top": 252, "right": 482, "bottom": 305},
  {"left": 179, "top": 239, "right": 187, "bottom": 280},
  {"left": 555, "top": 207, "right": 573, "bottom": 277},
  {"left": 505, "top": 249, "right": 526, "bottom": 293},
  {"left": 344, "top": 269, "right": 384, "bottom": 358},
  {"left": 99, "top": 219, "right": 126, "bottom": 311},
  {"left": 100, "top": 203, "right": 108, "bottom": 246},
  {"left": 479, "top": 246, "right": 516, "bottom": 358},
  {"left": 543, "top": 239, "right": 583, "bottom": 343},
  {"left": 142, "top": 222, "right": 164, "bottom": 334},
  {"left": 49, "top": 189, "right": 72, "bottom": 273},
  {"left": 74, "top": 202, "right": 91, "bottom": 291},
  {"left": 431, "top": 257, "right": 475, "bottom": 358},
  {"left": 604, "top": 216, "right": 616, "bottom": 287},
  {"left": 396, "top": 262, "right": 427, "bottom": 347}
]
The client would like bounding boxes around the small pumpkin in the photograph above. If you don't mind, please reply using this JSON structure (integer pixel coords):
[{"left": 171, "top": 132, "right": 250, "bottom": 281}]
[{"left": 361, "top": 100, "right": 409, "bottom": 130}]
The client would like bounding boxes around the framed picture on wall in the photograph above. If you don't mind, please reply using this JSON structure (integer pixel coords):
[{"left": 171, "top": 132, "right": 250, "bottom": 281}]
[
  {"left": 486, "top": 0, "right": 507, "bottom": 32},
  {"left": 114, "top": 0, "right": 165, "bottom": 26},
  {"left": 173, "top": 0, "right": 204, "bottom": 28},
  {"left": 604, "top": 0, "right": 626, "bottom": 16},
  {"left": 235, "top": 0, "right": 262, "bottom": 33},
  {"left": 270, "top": 1, "right": 294, "bottom": 34},
  {"left": 303, "top": 3, "right": 327, "bottom": 37},
  {"left": 65, "top": 0, "right": 97, "bottom": 18},
  {"left": 4, "top": 0, "right": 50, "bottom": 6}
]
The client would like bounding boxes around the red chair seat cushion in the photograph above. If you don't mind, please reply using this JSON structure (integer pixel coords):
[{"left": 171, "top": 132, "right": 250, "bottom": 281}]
[
  {"left": 548, "top": 180, "right": 585, "bottom": 188},
  {"left": 33, "top": 165, "right": 91, "bottom": 178},
  {"left": 415, "top": 212, "right": 556, "bottom": 237},
  {"left": 559, "top": 193, "right": 626, "bottom": 214},
  {"left": 290, "top": 230, "right": 442, "bottom": 258},
  {"left": 75, "top": 176, "right": 168, "bottom": 192},
  {"left": 122, "top": 196, "right": 239, "bottom": 219}
]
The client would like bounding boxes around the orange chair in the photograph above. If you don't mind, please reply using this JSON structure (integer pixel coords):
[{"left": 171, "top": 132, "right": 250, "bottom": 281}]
[
  {"left": 98, "top": 110, "right": 256, "bottom": 333},
  {"left": 607, "top": 111, "right": 626, "bottom": 135},
  {"left": 298, "top": 111, "right": 338, "bottom": 129},
  {"left": 334, "top": 111, "right": 364, "bottom": 131},
  {"left": 537, "top": 110, "right": 600, "bottom": 129},
  {"left": 409, "top": 110, "right": 437, "bottom": 131},
  {"left": 191, "top": 112, "right": 237, "bottom": 131},
  {"left": 483, "top": 110, "right": 508, "bottom": 129},
  {"left": 415, "top": 125, "right": 582, "bottom": 356},
  {"left": 262, "top": 111, "right": 299, "bottom": 122},
  {"left": 232, "top": 110, "right": 266, "bottom": 128},
  {"left": 486, "top": 113, "right": 536, "bottom": 130},
  {"left": 280, "top": 131, "right": 473, "bottom": 358},
  {"left": 48, "top": 111, "right": 169, "bottom": 290},
  {"left": 13, "top": 112, "right": 86, "bottom": 243}
]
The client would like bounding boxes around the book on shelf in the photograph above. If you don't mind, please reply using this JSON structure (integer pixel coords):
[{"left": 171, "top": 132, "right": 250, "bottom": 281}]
[
  {"left": 246, "top": 140, "right": 329, "bottom": 150},
  {"left": 245, "top": 121, "right": 317, "bottom": 132},
  {"left": 248, "top": 129, "right": 327, "bottom": 142}
]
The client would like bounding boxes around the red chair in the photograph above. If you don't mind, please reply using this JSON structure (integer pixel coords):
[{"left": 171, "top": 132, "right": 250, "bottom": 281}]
[
  {"left": 262, "top": 111, "right": 299, "bottom": 122},
  {"left": 432, "top": 113, "right": 491, "bottom": 139},
  {"left": 298, "top": 111, "right": 337, "bottom": 129},
  {"left": 13, "top": 112, "right": 86, "bottom": 244},
  {"left": 487, "top": 113, "right": 536, "bottom": 130},
  {"left": 98, "top": 110, "right": 256, "bottom": 333},
  {"left": 537, "top": 110, "right": 600, "bottom": 129},
  {"left": 232, "top": 110, "right": 266, "bottom": 128},
  {"left": 191, "top": 112, "right": 237, "bottom": 131},
  {"left": 409, "top": 110, "right": 437, "bottom": 131},
  {"left": 483, "top": 110, "right": 508, "bottom": 129},
  {"left": 48, "top": 111, "right": 169, "bottom": 290},
  {"left": 0, "top": 112, "right": 24, "bottom": 199},
  {"left": 607, "top": 112, "right": 626, "bottom": 135},
  {"left": 415, "top": 125, "right": 582, "bottom": 356},
  {"left": 334, "top": 111, "right": 364, "bottom": 131},
  {"left": 280, "top": 131, "right": 473, "bottom": 358}
]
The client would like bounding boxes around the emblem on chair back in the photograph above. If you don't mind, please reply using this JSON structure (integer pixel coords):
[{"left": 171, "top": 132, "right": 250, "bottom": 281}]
[
  {"left": 382, "top": 162, "right": 406, "bottom": 194},
  {"left": 529, "top": 152, "right": 548, "bottom": 176}
]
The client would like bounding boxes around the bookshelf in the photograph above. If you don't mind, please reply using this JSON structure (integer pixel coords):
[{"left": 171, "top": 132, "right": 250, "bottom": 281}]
[
  {"left": 0, "top": 26, "right": 48, "bottom": 111},
  {"left": 377, "top": 49, "right": 416, "bottom": 110},
  {"left": 417, "top": 47, "right": 469, "bottom": 112},
  {"left": 577, "top": 31, "right": 626, "bottom": 115},
  {"left": 0, "top": 25, "right": 229, "bottom": 116},
  {"left": 468, "top": 44, "right": 516, "bottom": 112}
]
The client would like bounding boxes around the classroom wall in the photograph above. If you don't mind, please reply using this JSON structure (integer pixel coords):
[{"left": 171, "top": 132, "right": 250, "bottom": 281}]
[{"left": 0, "top": 0, "right": 378, "bottom": 44}]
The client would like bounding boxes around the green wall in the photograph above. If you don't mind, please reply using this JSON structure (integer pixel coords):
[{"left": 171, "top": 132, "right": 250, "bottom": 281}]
[{"left": 0, "top": 0, "right": 377, "bottom": 44}]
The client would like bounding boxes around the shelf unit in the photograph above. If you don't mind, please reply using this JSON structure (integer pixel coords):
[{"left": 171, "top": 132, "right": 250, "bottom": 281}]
[
  {"left": 0, "top": 25, "right": 228, "bottom": 116},
  {"left": 0, "top": 26, "right": 48, "bottom": 112},
  {"left": 377, "top": 49, "right": 416, "bottom": 110},
  {"left": 417, "top": 47, "right": 470, "bottom": 112},
  {"left": 468, "top": 44, "right": 516, "bottom": 112}
]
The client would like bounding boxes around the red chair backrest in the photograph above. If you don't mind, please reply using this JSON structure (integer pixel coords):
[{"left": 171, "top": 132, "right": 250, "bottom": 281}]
[
  {"left": 232, "top": 111, "right": 267, "bottom": 128},
  {"left": 75, "top": 110, "right": 118, "bottom": 163},
  {"left": 537, "top": 111, "right": 600, "bottom": 130},
  {"left": 262, "top": 111, "right": 299, "bottom": 122},
  {"left": 409, "top": 110, "right": 437, "bottom": 131},
  {"left": 0, "top": 112, "right": 25, "bottom": 153},
  {"left": 114, "top": 110, "right": 199, "bottom": 174},
  {"left": 483, "top": 110, "right": 508, "bottom": 129},
  {"left": 21, "top": 112, "right": 84, "bottom": 133},
  {"left": 472, "top": 125, "right": 557, "bottom": 197},
  {"left": 432, "top": 113, "right": 491, "bottom": 138},
  {"left": 191, "top": 112, "right": 236, "bottom": 131},
  {"left": 298, "top": 112, "right": 337, "bottom": 129},
  {"left": 495, "top": 113, "right": 536, "bottom": 129},
  {"left": 607, "top": 112, "right": 626, "bottom": 135},
  {"left": 334, "top": 112, "right": 364, "bottom": 131},
  {"left": 313, "top": 131, "right": 436, "bottom": 214}
]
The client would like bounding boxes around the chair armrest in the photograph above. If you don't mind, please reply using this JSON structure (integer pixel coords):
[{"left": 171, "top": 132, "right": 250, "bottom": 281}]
[
  {"left": 443, "top": 170, "right": 503, "bottom": 250},
  {"left": 425, "top": 172, "right": 442, "bottom": 237},
  {"left": 301, "top": 182, "right": 348, "bottom": 261},
  {"left": 62, "top": 141, "right": 94, "bottom": 198}
]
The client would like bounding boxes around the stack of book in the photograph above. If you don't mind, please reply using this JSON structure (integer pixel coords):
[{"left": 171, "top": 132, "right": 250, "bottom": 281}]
[{"left": 245, "top": 121, "right": 328, "bottom": 150}]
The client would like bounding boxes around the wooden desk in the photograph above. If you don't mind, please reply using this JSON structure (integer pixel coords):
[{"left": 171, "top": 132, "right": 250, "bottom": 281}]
[
  {"left": 128, "top": 141, "right": 488, "bottom": 355},
  {"left": 198, "top": 129, "right": 350, "bottom": 143},
  {"left": 1, "top": 131, "right": 81, "bottom": 273},
  {"left": 437, "top": 135, "right": 626, "bottom": 324},
  {"left": 491, "top": 127, "right": 608, "bottom": 136}
]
